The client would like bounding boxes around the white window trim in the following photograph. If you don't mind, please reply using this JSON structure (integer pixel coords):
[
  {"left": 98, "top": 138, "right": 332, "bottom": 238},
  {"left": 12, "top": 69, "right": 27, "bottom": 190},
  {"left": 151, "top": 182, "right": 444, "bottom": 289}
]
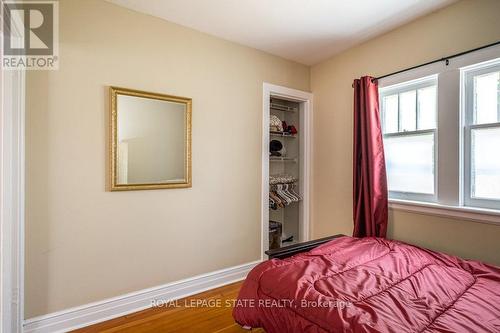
[
  {"left": 378, "top": 44, "right": 500, "bottom": 224},
  {"left": 380, "top": 76, "right": 438, "bottom": 202},
  {"left": 461, "top": 61, "right": 500, "bottom": 210},
  {"left": 389, "top": 199, "right": 500, "bottom": 225}
]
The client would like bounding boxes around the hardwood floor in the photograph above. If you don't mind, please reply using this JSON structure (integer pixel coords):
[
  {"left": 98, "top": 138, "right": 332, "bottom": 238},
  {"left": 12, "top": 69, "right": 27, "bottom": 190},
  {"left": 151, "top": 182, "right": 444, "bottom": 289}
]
[{"left": 72, "top": 281, "right": 264, "bottom": 333}]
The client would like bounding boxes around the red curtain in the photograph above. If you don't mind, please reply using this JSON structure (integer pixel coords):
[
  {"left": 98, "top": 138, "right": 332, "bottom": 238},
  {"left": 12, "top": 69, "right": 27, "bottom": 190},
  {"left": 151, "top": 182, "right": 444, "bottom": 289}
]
[{"left": 352, "top": 76, "right": 388, "bottom": 238}]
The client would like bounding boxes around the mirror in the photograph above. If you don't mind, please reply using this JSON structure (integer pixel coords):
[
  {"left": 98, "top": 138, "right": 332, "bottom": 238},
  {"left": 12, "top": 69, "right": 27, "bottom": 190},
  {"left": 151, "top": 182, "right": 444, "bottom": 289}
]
[{"left": 109, "top": 86, "right": 192, "bottom": 190}]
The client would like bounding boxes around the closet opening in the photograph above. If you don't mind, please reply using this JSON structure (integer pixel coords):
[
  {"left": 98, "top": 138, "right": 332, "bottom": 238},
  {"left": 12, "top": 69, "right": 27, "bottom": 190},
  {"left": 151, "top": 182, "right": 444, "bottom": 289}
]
[{"left": 261, "top": 83, "right": 313, "bottom": 259}]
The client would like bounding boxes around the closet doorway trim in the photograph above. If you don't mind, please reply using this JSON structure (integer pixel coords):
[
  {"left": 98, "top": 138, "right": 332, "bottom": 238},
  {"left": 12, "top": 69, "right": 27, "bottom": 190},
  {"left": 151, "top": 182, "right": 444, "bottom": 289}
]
[{"left": 261, "top": 83, "right": 313, "bottom": 260}]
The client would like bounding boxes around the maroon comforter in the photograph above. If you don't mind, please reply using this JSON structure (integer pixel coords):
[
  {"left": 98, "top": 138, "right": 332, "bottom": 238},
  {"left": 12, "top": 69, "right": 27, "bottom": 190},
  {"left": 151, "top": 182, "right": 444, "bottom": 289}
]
[{"left": 233, "top": 236, "right": 500, "bottom": 332}]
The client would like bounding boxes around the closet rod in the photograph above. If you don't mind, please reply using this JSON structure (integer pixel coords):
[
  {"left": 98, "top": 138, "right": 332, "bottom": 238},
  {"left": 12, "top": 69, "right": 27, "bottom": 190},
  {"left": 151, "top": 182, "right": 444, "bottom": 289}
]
[{"left": 352, "top": 40, "right": 500, "bottom": 87}]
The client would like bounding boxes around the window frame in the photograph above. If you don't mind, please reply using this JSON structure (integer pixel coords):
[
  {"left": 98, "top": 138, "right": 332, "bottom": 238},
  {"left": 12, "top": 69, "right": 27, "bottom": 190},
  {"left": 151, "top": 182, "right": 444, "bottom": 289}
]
[
  {"left": 462, "top": 62, "right": 500, "bottom": 210},
  {"left": 378, "top": 47, "right": 500, "bottom": 224},
  {"left": 379, "top": 76, "right": 438, "bottom": 202}
]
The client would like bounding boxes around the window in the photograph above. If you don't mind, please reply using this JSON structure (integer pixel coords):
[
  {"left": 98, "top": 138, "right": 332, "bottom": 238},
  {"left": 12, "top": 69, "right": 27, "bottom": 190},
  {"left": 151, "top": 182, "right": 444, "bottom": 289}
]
[
  {"left": 379, "top": 56, "right": 500, "bottom": 216},
  {"left": 380, "top": 77, "right": 437, "bottom": 201},
  {"left": 463, "top": 64, "right": 500, "bottom": 210}
]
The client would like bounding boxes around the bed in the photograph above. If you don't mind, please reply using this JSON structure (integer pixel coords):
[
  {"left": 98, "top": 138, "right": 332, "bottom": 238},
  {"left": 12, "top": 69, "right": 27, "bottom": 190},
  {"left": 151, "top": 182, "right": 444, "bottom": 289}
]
[{"left": 233, "top": 236, "right": 500, "bottom": 332}]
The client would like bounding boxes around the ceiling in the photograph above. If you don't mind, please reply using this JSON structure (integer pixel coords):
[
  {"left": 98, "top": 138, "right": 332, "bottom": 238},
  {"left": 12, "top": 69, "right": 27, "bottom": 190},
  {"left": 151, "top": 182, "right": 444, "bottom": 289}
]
[{"left": 108, "top": 0, "right": 456, "bottom": 65}]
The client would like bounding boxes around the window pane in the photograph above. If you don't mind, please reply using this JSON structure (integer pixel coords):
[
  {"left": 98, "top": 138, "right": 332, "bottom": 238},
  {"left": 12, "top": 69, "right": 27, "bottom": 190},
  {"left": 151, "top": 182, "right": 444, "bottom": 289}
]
[
  {"left": 417, "top": 85, "right": 437, "bottom": 130},
  {"left": 384, "top": 133, "right": 434, "bottom": 194},
  {"left": 383, "top": 95, "right": 398, "bottom": 133},
  {"left": 471, "top": 127, "right": 500, "bottom": 200},
  {"left": 399, "top": 90, "right": 416, "bottom": 132},
  {"left": 474, "top": 71, "right": 499, "bottom": 124}
]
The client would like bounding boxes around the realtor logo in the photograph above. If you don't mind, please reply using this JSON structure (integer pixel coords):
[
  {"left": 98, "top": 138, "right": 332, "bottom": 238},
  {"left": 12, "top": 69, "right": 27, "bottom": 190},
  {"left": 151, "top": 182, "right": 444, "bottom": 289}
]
[{"left": 2, "top": 0, "right": 59, "bottom": 69}]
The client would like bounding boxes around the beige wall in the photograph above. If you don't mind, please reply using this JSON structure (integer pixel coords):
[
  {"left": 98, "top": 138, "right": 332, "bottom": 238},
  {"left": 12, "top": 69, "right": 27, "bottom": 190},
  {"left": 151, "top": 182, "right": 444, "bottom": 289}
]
[
  {"left": 311, "top": 0, "right": 500, "bottom": 265},
  {"left": 25, "top": 0, "right": 309, "bottom": 318}
]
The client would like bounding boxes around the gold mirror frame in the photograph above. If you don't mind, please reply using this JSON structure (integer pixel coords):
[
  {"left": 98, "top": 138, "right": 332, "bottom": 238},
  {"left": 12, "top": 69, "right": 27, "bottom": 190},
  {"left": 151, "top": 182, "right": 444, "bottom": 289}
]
[{"left": 109, "top": 86, "right": 192, "bottom": 191}]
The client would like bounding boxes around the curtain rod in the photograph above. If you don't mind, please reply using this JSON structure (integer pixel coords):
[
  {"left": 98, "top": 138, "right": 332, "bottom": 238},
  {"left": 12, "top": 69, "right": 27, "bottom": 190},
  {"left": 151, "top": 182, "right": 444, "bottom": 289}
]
[{"left": 352, "top": 40, "right": 500, "bottom": 86}]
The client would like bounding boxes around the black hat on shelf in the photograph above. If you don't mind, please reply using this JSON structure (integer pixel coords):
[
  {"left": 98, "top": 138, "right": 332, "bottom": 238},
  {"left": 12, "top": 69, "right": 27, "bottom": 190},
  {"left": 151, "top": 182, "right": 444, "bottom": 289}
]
[{"left": 270, "top": 140, "right": 283, "bottom": 152}]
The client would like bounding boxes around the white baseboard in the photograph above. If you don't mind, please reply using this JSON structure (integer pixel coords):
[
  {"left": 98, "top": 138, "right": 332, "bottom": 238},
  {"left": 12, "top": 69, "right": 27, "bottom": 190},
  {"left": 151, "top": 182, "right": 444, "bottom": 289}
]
[{"left": 23, "top": 260, "right": 260, "bottom": 333}]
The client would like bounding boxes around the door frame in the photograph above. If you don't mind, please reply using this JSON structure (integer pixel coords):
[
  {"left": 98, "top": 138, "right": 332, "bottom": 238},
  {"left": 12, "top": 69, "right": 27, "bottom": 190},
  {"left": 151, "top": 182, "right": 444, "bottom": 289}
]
[
  {"left": 0, "top": 68, "right": 26, "bottom": 333},
  {"left": 1, "top": 13, "right": 26, "bottom": 332},
  {"left": 261, "top": 83, "right": 313, "bottom": 260}
]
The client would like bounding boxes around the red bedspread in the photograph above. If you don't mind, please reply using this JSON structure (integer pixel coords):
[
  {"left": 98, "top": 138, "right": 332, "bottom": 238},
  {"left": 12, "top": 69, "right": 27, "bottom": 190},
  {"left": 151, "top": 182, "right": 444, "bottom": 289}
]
[{"left": 233, "top": 236, "right": 500, "bottom": 332}]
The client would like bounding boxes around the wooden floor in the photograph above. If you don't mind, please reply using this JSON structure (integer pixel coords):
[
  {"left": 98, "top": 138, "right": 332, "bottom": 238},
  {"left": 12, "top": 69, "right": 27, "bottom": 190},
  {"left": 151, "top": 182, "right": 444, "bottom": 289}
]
[{"left": 73, "top": 281, "right": 264, "bottom": 333}]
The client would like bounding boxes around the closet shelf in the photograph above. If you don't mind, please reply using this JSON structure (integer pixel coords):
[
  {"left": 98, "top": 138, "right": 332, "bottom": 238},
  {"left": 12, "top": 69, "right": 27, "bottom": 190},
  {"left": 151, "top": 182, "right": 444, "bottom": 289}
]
[
  {"left": 269, "top": 181, "right": 298, "bottom": 186},
  {"left": 270, "top": 131, "right": 297, "bottom": 138},
  {"left": 270, "top": 103, "right": 298, "bottom": 113},
  {"left": 270, "top": 157, "right": 297, "bottom": 162},
  {"left": 270, "top": 107, "right": 297, "bottom": 113}
]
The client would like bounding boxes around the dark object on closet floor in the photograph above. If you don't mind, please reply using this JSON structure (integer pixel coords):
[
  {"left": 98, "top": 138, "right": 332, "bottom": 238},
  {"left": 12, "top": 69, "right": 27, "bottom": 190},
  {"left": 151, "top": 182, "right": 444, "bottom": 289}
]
[
  {"left": 269, "top": 221, "right": 282, "bottom": 250},
  {"left": 282, "top": 235, "right": 294, "bottom": 243},
  {"left": 265, "top": 234, "right": 345, "bottom": 260}
]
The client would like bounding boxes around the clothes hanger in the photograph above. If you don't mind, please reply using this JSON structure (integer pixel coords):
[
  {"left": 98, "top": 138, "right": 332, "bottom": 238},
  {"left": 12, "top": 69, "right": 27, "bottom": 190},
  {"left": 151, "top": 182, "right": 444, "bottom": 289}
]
[
  {"left": 277, "top": 184, "right": 293, "bottom": 204},
  {"left": 289, "top": 184, "right": 302, "bottom": 201},
  {"left": 282, "top": 184, "right": 296, "bottom": 202},
  {"left": 269, "top": 191, "right": 284, "bottom": 208}
]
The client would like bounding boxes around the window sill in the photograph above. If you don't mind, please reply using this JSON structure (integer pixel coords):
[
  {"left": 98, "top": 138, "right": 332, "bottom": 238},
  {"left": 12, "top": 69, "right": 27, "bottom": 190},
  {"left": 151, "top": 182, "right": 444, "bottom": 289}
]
[{"left": 388, "top": 199, "right": 500, "bottom": 225}]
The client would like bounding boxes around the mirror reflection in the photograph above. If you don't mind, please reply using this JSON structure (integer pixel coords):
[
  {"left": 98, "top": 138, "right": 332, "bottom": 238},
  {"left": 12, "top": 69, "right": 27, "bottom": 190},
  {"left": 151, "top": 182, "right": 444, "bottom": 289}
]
[{"left": 110, "top": 87, "right": 192, "bottom": 190}]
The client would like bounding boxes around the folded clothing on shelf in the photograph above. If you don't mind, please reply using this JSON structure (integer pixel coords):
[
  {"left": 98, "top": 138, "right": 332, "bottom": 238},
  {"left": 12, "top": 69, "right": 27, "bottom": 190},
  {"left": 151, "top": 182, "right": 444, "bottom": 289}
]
[
  {"left": 281, "top": 121, "right": 298, "bottom": 135},
  {"left": 270, "top": 115, "right": 283, "bottom": 132}
]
